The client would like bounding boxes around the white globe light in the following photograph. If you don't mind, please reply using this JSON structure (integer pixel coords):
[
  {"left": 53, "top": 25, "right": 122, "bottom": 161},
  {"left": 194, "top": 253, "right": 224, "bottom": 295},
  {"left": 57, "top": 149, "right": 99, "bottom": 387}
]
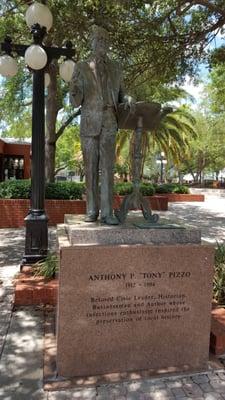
[
  {"left": 25, "top": 2, "right": 53, "bottom": 32},
  {"left": 59, "top": 60, "right": 75, "bottom": 82},
  {"left": 0, "top": 55, "right": 18, "bottom": 77},
  {"left": 25, "top": 45, "right": 47, "bottom": 70},
  {"left": 44, "top": 72, "right": 50, "bottom": 87}
]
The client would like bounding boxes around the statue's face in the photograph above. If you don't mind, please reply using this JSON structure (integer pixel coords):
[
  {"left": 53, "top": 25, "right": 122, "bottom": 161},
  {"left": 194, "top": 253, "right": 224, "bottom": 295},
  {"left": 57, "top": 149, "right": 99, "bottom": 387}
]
[{"left": 91, "top": 36, "right": 109, "bottom": 57}]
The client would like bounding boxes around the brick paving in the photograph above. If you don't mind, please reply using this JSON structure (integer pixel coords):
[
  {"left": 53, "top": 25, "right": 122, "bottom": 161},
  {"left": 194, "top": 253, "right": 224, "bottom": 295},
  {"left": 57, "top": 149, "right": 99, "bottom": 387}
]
[{"left": 1, "top": 197, "right": 225, "bottom": 399}]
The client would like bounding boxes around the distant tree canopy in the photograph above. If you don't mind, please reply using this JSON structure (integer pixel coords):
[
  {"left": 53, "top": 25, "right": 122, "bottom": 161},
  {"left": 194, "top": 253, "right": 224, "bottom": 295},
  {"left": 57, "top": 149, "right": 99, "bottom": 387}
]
[
  {"left": 1, "top": 0, "right": 225, "bottom": 180},
  {"left": 1, "top": 0, "right": 225, "bottom": 86}
]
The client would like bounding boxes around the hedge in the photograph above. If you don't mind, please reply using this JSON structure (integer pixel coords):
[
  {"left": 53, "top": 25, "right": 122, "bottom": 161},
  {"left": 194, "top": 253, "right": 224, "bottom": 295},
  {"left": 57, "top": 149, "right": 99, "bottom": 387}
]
[
  {"left": 154, "top": 183, "right": 189, "bottom": 194},
  {"left": 0, "top": 180, "right": 85, "bottom": 200},
  {"left": 0, "top": 180, "right": 189, "bottom": 199},
  {"left": 114, "top": 182, "right": 155, "bottom": 196}
]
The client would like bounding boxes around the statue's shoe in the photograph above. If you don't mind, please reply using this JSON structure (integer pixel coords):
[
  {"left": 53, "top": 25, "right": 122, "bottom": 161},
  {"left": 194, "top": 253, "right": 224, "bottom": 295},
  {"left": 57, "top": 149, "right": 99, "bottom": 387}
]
[
  {"left": 100, "top": 215, "right": 119, "bottom": 225},
  {"left": 84, "top": 214, "right": 98, "bottom": 222}
]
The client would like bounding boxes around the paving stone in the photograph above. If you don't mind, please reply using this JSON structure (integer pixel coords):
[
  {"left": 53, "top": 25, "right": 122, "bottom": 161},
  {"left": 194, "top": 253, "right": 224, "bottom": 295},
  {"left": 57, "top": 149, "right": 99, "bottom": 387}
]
[
  {"left": 0, "top": 388, "right": 47, "bottom": 400},
  {"left": 192, "top": 375, "right": 209, "bottom": 384},
  {"left": 171, "top": 386, "right": 186, "bottom": 398},
  {"left": 139, "top": 389, "right": 175, "bottom": 400},
  {"left": 183, "top": 382, "right": 203, "bottom": 397},
  {"left": 183, "top": 398, "right": 204, "bottom": 400},
  {"left": 199, "top": 383, "right": 215, "bottom": 393},
  {"left": 207, "top": 372, "right": 222, "bottom": 382},
  {"left": 128, "top": 380, "right": 167, "bottom": 394},
  {"left": 181, "top": 377, "right": 194, "bottom": 385},
  {"left": 0, "top": 308, "right": 44, "bottom": 396},
  {"left": 126, "top": 393, "right": 146, "bottom": 400},
  {"left": 143, "top": 382, "right": 167, "bottom": 392},
  {"left": 48, "top": 388, "right": 96, "bottom": 399},
  {"left": 216, "top": 372, "right": 225, "bottom": 381},
  {"left": 126, "top": 382, "right": 144, "bottom": 392},
  {"left": 110, "top": 397, "right": 126, "bottom": 400},
  {"left": 97, "top": 383, "right": 127, "bottom": 398},
  {"left": 111, "top": 397, "right": 126, "bottom": 400},
  {"left": 210, "top": 380, "right": 225, "bottom": 393},
  {"left": 166, "top": 380, "right": 183, "bottom": 389},
  {"left": 204, "top": 394, "right": 223, "bottom": 400},
  {"left": 88, "top": 394, "right": 106, "bottom": 400},
  {"left": 130, "top": 396, "right": 142, "bottom": 400}
]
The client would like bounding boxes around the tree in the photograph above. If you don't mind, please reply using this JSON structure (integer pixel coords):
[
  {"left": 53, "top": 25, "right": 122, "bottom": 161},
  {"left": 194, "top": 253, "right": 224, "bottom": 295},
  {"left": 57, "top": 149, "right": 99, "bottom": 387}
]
[
  {"left": 206, "top": 64, "right": 225, "bottom": 114},
  {"left": 55, "top": 123, "right": 84, "bottom": 181},
  {"left": 1, "top": 0, "right": 225, "bottom": 181},
  {"left": 175, "top": 112, "right": 225, "bottom": 182}
]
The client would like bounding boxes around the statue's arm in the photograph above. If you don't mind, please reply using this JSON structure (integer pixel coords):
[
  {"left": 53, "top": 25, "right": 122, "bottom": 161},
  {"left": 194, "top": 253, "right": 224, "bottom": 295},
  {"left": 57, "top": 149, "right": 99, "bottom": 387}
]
[{"left": 70, "top": 64, "right": 84, "bottom": 107}]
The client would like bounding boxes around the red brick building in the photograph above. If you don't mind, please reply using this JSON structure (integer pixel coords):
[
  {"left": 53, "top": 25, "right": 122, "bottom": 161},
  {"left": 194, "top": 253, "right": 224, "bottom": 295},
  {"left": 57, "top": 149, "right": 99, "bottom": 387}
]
[{"left": 0, "top": 138, "right": 31, "bottom": 181}]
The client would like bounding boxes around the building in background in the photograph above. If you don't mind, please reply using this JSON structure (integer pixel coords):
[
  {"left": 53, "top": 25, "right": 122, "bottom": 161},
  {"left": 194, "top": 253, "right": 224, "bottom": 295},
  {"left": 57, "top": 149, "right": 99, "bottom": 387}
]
[{"left": 0, "top": 138, "right": 31, "bottom": 181}]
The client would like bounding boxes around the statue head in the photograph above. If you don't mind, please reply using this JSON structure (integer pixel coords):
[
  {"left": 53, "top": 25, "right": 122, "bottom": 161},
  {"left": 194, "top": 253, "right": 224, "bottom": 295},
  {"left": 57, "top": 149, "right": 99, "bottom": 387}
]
[{"left": 89, "top": 25, "right": 110, "bottom": 57}]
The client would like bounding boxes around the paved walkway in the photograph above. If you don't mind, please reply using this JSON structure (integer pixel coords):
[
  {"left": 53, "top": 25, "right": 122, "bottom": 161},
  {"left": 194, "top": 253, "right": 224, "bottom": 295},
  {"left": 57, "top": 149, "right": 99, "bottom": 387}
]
[{"left": 0, "top": 195, "right": 225, "bottom": 399}]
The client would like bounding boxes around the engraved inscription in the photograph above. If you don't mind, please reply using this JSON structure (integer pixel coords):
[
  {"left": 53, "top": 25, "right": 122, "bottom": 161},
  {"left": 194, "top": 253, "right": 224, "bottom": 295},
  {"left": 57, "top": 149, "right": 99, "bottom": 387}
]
[{"left": 86, "top": 271, "right": 191, "bottom": 326}]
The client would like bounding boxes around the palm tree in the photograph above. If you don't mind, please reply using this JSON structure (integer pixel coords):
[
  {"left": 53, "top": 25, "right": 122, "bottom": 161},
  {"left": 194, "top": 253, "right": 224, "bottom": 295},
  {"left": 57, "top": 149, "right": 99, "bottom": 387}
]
[
  {"left": 116, "top": 106, "right": 197, "bottom": 179},
  {"left": 152, "top": 106, "right": 197, "bottom": 163}
]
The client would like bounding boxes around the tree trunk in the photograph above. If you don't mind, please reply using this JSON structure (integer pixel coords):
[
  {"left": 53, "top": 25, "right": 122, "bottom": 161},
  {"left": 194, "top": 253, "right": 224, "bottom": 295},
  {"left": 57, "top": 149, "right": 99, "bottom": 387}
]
[
  {"left": 178, "top": 172, "right": 183, "bottom": 184},
  {"left": 45, "top": 61, "right": 59, "bottom": 182}
]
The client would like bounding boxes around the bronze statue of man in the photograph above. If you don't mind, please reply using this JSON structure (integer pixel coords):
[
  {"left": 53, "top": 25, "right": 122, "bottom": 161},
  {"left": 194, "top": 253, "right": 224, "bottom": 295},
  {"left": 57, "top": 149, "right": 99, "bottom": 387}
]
[{"left": 70, "top": 25, "right": 133, "bottom": 225}]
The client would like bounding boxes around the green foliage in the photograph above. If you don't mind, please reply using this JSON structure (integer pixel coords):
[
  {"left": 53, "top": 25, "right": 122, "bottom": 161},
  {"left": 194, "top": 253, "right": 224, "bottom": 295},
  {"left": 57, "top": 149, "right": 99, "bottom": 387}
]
[
  {"left": 172, "top": 185, "right": 189, "bottom": 194},
  {"left": 154, "top": 184, "right": 189, "bottom": 194},
  {"left": 213, "top": 242, "right": 225, "bottom": 305},
  {"left": 1, "top": 112, "right": 32, "bottom": 139},
  {"left": 114, "top": 182, "right": 155, "bottom": 196},
  {"left": 34, "top": 252, "right": 59, "bottom": 279},
  {"left": 0, "top": 180, "right": 31, "bottom": 199},
  {"left": 176, "top": 111, "right": 225, "bottom": 180},
  {"left": 206, "top": 65, "right": 225, "bottom": 114},
  {"left": 45, "top": 182, "right": 85, "bottom": 200},
  {"left": 139, "top": 183, "right": 155, "bottom": 196},
  {"left": 0, "top": 180, "right": 85, "bottom": 200},
  {"left": 114, "top": 182, "right": 133, "bottom": 195},
  {"left": 1, "top": 0, "right": 224, "bottom": 84},
  {"left": 153, "top": 106, "right": 197, "bottom": 165},
  {"left": 1, "top": 0, "right": 224, "bottom": 184},
  {"left": 0, "top": 180, "right": 190, "bottom": 198},
  {"left": 55, "top": 125, "right": 85, "bottom": 181}
]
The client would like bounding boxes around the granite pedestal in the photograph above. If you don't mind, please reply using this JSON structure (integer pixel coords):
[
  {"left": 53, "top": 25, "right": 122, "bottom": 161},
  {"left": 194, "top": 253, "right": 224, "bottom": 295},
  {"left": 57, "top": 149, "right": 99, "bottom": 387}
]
[{"left": 56, "top": 215, "right": 214, "bottom": 378}]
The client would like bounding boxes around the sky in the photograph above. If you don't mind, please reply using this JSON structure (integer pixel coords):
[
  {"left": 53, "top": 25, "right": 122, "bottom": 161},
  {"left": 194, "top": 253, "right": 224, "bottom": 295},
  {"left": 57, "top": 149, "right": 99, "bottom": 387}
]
[{"left": 180, "top": 32, "right": 225, "bottom": 108}]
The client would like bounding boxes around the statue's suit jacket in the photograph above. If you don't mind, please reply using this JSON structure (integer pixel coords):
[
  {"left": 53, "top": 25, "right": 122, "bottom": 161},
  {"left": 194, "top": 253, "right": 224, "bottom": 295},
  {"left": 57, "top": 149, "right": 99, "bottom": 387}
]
[{"left": 70, "top": 57, "right": 126, "bottom": 136}]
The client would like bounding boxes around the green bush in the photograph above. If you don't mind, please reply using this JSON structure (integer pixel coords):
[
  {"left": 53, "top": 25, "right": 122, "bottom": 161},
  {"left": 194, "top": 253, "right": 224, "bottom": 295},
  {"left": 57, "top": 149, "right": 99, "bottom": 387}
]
[
  {"left": 213, "top": 242, "right": 225, "bottom": 305},
  {"left": 0, "top": 179, "right": 190, "bottom": 199},
  {"left": 155, "top": 183, "right": 189, "bottom": 194},
  {"left": 0, "top": 180, "right": 85, "bottom": 200},
  {"left": 114, "top": 182, "right": 155, "bottom": 196},
  {"left": 172, "top": 185, "right": 189, "bottom": 194},
  {"left": 45, "top": 182, "right": 85, "bottom": 200},
  {"left": 0, "top": 180, "right": 31, "bottom": 199},
  {"left": 140, "top": 183, "right": 155, "bottom": 196},
  {"left": 114, "top": 182, "right": 133, "bottom": 195}
]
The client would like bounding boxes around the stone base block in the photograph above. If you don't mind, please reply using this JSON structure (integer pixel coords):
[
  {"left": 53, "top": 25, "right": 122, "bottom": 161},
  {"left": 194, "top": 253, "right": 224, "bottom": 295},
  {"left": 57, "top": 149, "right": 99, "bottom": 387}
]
[
  {"left": 56, "top": 231, "right": 214, "bottom": 378},
  {"left": 64, "top": 214, "right": 201, "bottom": 245}
]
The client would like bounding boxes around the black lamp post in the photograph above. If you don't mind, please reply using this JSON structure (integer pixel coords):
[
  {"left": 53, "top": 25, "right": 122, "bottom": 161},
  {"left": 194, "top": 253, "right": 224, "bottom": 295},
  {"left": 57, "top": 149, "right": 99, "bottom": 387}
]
[
  {"left": 156, "top": 151, "right": 167, "bottom": 183},
  {"left": 0, "top": 2, "right": 75, "bottom": 265}
]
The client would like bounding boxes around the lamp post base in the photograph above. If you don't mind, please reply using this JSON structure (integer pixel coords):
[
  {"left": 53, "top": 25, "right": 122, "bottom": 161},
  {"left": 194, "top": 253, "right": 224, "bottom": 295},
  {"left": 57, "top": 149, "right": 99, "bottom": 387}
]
[{"left": 21, "top": 210, "right": 48, "bottom": 267}]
